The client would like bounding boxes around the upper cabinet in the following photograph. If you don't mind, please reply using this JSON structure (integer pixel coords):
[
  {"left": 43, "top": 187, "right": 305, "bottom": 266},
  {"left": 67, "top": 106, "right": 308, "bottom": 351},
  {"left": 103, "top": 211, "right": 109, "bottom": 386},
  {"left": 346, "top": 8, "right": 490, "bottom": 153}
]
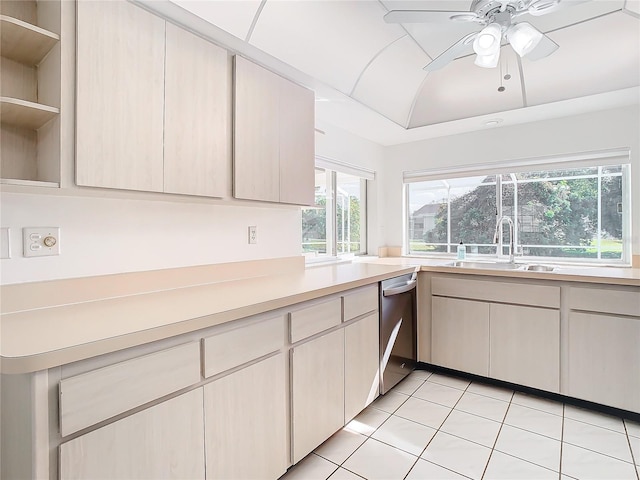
[
  {"left": 76, "top": 0, "right": 165, "bottom": 192},
  {"left": 50, "top": 0, "right": 314, "bottom": 203},
  {"left": 233, "top": 56, "right": 280, "bottom": 203},
  {"left": 0, "top": 0, "right": 62, "bottom": 187},
  {"left": 234, "top": 56, "right": 315, "bottom": 206},
  {"left": 76, "top": 1, "right": 231, "bottom": 197},
  {"left": 163, "top": 23, "right": 229, "bottom": 197}
]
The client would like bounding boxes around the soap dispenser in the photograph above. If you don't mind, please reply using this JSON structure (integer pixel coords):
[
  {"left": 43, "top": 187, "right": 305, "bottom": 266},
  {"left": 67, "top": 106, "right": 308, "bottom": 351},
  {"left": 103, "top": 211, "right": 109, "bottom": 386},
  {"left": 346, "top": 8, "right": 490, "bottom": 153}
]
[{"left": 457, "top": 241, "right": 466, "bottom": 260}]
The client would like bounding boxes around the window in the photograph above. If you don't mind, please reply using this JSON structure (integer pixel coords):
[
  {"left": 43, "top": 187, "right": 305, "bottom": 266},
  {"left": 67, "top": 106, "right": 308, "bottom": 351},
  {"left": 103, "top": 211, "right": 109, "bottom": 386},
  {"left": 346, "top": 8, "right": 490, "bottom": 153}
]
[
  {"left": 406, "top": 160, "right": 631, "bottom": 264},
  {"left": 302, "top": 168, "right": 367, "bottom": 259}
]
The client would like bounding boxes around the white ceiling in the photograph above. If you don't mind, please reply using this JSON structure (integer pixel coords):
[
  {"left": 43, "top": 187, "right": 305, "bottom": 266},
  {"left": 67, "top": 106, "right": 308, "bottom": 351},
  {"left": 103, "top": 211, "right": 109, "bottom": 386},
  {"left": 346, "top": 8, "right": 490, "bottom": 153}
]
[{"left": 141, "top": 0, "right": 640, "bottom": 145}]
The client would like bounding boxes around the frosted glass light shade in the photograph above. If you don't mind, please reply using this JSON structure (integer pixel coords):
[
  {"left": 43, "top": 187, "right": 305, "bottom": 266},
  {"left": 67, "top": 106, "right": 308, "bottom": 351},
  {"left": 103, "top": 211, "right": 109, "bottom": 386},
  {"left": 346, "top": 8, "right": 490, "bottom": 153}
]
[
  {"left": 474, "top": 51, "right": 500, "bottom": 68},
  {"left": 473, "top": 23, "right": 502, "bottom": 56},
  {"left": 507, "top": 22, "right": 543, "bottom": 57}
]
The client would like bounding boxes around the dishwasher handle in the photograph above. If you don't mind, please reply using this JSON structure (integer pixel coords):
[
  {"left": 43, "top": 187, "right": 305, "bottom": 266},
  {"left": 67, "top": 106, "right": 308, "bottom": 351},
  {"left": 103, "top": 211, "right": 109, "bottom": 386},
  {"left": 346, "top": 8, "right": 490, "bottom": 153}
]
[{"left": 382, "top": 279, "right": 417, "bottom": 297}]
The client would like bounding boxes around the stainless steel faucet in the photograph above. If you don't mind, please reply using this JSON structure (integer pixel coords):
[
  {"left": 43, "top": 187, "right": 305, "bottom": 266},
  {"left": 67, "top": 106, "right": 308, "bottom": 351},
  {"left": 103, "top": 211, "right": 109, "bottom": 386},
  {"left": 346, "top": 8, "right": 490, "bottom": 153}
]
[{"left": 493, "top": 216, "right": 515, "bottom": 263}]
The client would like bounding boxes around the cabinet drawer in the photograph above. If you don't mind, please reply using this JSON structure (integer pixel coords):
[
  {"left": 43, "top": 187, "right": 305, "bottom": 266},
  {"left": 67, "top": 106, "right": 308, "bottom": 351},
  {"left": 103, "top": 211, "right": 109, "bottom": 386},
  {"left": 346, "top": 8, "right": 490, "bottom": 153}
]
[
  {"left": 203, "top": 315, "right": 285, "bottom": 378},
  {"left": 432, "top": 276, "right": 560, "bottom": 308},
  {"left": 343, "top": 285, "right": 378, "bottom": 322},
  {"left": 569, "top": 286, "right": 640, "bottom": 317},
  {"left": 290, "top": 298, "right": 342, "bottom": 343},
  {"left": 59, "top": 342, "right": 200, "bottom": 437}
]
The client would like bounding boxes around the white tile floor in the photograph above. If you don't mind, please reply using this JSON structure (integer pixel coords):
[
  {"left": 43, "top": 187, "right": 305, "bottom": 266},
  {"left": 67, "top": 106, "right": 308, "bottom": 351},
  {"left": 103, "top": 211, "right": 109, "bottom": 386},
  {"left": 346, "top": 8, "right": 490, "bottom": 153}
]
[{"left": 281, "top": 369, "right": 640, "bottom": 480}]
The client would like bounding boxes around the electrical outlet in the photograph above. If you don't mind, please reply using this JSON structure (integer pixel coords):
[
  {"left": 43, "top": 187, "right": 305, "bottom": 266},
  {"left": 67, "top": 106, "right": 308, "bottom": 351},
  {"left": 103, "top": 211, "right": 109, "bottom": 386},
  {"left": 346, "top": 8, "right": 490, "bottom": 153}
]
[
  {"left": 23, "top": 227, "right": 61, "bottom": 257},
  {"left": 1, "top": 228, "right": 10, "bottom": 259},
  {"left": 248, "top": 226, "right": 257, "bottom": 244}
]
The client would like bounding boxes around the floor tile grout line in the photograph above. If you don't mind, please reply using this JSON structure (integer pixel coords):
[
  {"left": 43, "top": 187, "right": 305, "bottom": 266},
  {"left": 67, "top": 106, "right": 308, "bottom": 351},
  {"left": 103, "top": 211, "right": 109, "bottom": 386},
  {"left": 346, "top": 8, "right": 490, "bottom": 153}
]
[
  {"left": 330, "top": 399, "right": 411, "bottom": 476},
  {"left": 559, "top": 403, "right": 565, "bottom": 479},
  {"left": 491, "top": 448, "right": 562, "bottom": 475},
  {"left": 407, "top": 377, "right": 474, "bottom": 478},
  {"left": 333, "top": 464, "right": 367, "bottom": 480},
  {"left": 563, "top": 413, "right": 629, "bottom": 435},
  {"left": 364, "top": 434, "right": 422, "bottom": 459},
  {"left": 510, "top": 401, "right": 565, "bottom": 418},
  {"left": 339, "top": 435, "right": 419, "bottom": 479},
  {"left": 302, "top": 370, "right": 637, "bottom": 480},
  {"left": 465, "top": 383, "right": 515, "bottom": 403},
  {"left": 480, "top": 389, "right": 515, "bottom": 479},
  {"left": 561, "top": 439, "right": 637, "bottom": 465},
  {"left": 622, "top": 419, "right": 640, "bottom": 480},
  {"left": 501, "top": 421, "right": 565, "bottom": 443}
]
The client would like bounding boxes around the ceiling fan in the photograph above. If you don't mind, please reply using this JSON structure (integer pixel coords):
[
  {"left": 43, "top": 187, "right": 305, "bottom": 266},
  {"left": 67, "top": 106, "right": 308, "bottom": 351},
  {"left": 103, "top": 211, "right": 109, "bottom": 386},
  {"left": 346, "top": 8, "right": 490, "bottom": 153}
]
[{"left": 384, "top": 0, "right": 589, "bottom": 71}]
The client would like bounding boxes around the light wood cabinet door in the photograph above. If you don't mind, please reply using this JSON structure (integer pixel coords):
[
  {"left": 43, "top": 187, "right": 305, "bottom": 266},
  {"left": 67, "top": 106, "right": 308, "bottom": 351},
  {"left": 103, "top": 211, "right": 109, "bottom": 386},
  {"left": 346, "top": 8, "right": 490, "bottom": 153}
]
[
  {"left": 59, "top": 388, "right": 205, "bottom": 480},
  {"left": 291, "top": 329, "right": 345, "bottom": 464},
  {"left": 432, "top": 296, "right": 489, "bottom": 376},
  {"left": 345, "top": 313, "right": 380, "bottom": 422},
  {"left": 76, "top": 0, "right": 165, "bottom": 192},
  {"left": 490, "top": 304, "right": 560, "bottom": 392},
  {"left": 164, "top": 23, "right": 229, "bottom": 197},
  {"left": 233, "top": 56, "right": 280, "bottom": 202},
  {"left": 203, "top": 354, "right": 288, "bottom": 480},
  {"left": 278, "top": 77, "right": 315, "bottom": 206},
  {"left": 568, "top": 312, "right": 640, "bottom": 413}
]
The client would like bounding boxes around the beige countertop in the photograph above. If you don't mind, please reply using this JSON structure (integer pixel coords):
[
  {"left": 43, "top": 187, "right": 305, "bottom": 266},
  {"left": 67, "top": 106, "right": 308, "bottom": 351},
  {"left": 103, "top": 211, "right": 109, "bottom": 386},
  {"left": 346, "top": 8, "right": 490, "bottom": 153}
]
[
  {"left": 2, "top": 255, "right": 638, "bottom": 374},
  {"left": 356, "top": 256, "right": 640, "bottom": 287},
  {"left": 0, "top": 261, "right": 416, "bottom": 374}
]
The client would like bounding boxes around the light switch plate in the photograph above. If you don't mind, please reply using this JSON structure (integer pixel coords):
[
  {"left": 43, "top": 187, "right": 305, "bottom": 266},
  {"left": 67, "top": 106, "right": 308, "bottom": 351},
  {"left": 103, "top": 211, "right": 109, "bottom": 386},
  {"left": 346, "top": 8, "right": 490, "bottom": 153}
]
[
  {"left": 23, "top": 227, "right": 61, "bottom": 257},
  {"left": 0, "top": 228, "right": 10, "bottom": 259}
]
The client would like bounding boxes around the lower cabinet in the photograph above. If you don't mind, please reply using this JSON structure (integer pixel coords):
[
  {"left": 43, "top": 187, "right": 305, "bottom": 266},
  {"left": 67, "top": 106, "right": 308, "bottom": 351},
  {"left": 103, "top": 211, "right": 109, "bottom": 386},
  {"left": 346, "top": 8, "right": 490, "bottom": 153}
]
[
  {"left": 567, "top": 312, "right": 640, "bottom": 413},
  {"left": 432, "top": 296, "right": 489, "bottom": 376},
  {"left": 203, "top": 354, "right": 288, "bottom": 480},
  {"left": 291, "top": 329, "right": 345, "bottom": 464},
  {"left": 431, "top": 287, "right": 560, "bottom": 392},
  {"left": 40, "top": 286, "right": 381, "bottom": 480},
  {"left": 489, "top": 304, "right": 560, "bottom": 392},
  {"left": 344, "top": 313, "right": 380, "bottom": 422},
  {"left": 59, "top": 388, "right": 205, "bottom": 480}
]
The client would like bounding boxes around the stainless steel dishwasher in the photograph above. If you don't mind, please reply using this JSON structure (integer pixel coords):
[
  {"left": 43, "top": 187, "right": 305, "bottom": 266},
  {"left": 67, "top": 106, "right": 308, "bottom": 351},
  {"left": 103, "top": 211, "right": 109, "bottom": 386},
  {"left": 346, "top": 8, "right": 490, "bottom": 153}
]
[{"left": 379, "top": 270, "right": 418, "bottom": 394}]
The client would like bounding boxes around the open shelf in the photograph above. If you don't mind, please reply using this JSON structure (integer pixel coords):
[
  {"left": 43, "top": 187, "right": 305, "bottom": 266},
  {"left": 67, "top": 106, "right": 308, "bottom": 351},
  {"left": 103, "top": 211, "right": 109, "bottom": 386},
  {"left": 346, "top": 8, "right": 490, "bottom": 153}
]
[
  {"left": 0, "top": 96, "right": 59, "bottom": 129},
  {"left": 0, "top": 178, "right": 59, "bottom": 188},
  {"left": 0, "top": 15, "right": 59, "bottom": 65}
]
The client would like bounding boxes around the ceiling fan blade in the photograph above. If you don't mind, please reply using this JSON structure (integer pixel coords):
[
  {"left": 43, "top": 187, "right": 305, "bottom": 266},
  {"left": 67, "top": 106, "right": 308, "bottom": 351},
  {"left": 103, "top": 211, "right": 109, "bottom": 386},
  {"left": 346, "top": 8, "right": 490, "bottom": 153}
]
[
  {"left": 424, "top": 32, "right": 478, "bottom": 72},
  {"left": 527, "top": 0, "right": 591, "bottom": 16},
  {"left": 384, "top": 10, "right": 480, "bottom": 24},
  {"left": 524, "top": 32, "right": 559, "bottom": 60}
]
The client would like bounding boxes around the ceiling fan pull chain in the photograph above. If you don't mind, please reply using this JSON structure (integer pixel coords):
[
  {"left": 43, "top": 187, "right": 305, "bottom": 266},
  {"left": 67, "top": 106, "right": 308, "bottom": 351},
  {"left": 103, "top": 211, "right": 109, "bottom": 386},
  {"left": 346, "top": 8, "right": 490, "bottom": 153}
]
[{"left": 498, "top": 57, "right": 506, "bottom": 92}]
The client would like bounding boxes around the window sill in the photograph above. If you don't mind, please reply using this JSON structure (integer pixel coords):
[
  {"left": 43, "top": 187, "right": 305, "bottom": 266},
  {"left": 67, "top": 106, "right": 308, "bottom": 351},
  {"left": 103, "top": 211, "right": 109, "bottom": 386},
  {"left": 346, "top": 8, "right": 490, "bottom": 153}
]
[
  {"left": 304, "top": 253, "right": 360, "bottom": 268},
  {"left": 401, "top": 253, "right": 632, "bottom": 269}
]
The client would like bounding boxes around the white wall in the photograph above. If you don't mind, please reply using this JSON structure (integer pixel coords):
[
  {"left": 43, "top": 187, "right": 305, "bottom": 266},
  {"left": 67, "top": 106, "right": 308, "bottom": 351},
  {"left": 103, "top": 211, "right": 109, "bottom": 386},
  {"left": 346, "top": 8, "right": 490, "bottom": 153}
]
[
  {"left": 381, "top": 106, "right": 640, "bottom": 256},
  {"left": 0, "top": 121, "right": 384, "bottom": 285},
  {"left": 0, "top": 193, "right": 301, "bottom": 284}
]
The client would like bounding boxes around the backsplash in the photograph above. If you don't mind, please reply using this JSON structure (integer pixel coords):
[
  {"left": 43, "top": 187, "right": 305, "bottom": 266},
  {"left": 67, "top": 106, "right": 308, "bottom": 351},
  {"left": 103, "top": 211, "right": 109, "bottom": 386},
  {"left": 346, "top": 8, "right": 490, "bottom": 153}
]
[{"left": 0, "top": 192, "right": 302, "bottom": 284}]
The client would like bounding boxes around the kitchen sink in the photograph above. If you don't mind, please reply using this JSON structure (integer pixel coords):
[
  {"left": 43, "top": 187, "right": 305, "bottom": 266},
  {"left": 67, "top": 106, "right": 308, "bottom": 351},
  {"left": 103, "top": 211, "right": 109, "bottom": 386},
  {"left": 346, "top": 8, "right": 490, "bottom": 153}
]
[
  {"left": 446, "top": 261, "right": 556, "bottom": 272},
  {"left": 447, "top": 261, "right": 525, "bottom": 270}
]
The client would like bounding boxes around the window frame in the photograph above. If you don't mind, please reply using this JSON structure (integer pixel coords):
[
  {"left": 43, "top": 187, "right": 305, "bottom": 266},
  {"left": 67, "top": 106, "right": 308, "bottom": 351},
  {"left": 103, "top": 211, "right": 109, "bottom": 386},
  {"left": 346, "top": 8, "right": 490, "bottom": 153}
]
[
  {"left": 403, "top": 149, "right": 632, "bottom": 266},
  {"left": 302, "top": 165, "right": 368, "bottom": 261}
]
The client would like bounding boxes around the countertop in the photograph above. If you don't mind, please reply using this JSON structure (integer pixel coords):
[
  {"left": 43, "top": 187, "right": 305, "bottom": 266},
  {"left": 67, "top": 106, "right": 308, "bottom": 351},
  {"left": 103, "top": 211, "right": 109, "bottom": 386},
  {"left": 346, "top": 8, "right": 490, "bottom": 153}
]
[
  {"left": 2, "top": 255, "right": 638, "bottom": 374},
  {"left": 356, "top": 256, "right": 640, "bottom": 287},
  {"left": 0, "top": 261, "right": 416, "bottom": 374}
]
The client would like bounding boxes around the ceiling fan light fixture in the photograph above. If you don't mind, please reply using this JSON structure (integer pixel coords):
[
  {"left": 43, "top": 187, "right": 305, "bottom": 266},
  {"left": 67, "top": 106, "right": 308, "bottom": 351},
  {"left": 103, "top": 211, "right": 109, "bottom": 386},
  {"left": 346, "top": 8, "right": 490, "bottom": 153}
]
[
  {"left": 475, "top": 50, "right": 500, "bottom": 68},
  {"left": 507, "top": 22, "right": 543, "bottom": 57},
  {"left": 473, "top": 23, "right": 502, "bottom": 56}
]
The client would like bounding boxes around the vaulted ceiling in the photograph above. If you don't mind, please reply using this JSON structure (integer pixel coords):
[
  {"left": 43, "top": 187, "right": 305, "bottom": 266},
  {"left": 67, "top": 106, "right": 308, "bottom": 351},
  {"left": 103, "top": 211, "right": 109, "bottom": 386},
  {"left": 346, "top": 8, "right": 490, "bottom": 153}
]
[{"left": 147, "top": 0, "right": 640, "bottom": 144}]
